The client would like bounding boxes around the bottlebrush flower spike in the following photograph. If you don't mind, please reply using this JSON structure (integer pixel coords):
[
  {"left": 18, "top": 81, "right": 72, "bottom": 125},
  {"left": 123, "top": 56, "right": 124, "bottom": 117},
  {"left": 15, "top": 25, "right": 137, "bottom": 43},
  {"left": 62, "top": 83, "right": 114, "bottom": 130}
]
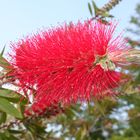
[{"left": 9, "top": 20, "right": 129, "bottom": 113}]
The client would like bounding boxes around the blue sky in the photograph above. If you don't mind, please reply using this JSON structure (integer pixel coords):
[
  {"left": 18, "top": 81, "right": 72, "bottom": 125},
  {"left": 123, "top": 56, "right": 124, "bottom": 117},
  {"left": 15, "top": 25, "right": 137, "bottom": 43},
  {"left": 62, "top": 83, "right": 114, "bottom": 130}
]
[{"left": 0, "top": 0, "right": 139, "bottom": 52}]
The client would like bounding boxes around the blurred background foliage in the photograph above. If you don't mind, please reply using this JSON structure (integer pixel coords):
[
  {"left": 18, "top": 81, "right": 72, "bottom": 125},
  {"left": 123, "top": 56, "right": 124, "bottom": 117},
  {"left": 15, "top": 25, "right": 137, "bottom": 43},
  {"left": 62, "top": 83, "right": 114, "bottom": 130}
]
[{"left": 0, "top": 0, "right": 140, "bottom": 140}]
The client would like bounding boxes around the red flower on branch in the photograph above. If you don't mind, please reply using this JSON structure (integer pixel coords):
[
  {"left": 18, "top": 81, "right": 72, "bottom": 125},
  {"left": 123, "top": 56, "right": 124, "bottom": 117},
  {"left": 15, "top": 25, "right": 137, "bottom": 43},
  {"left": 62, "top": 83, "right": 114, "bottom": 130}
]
[{"left": 9, "top": 20, "right": 129, "bottom": 113}]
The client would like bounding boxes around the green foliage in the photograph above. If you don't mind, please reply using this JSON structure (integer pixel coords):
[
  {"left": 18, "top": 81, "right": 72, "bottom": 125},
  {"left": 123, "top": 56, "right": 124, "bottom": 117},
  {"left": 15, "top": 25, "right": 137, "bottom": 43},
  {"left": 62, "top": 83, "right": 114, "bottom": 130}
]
[
  {"left": 0, "top": 97, "right": 23, "bottom": 119},
  {"left": 0, "top": 55, "right": 10, "bottom": 70},
  {"left": 88, "top": 2, "right": 93, "bottom": 16},
  {"left": 0, "top": 46, "right": 6, "bottom": 56},
  {"left": 0, "top": 112, "right": 6, "bottom": 125},
  {"left": 88, "top": 0, "right": 115, "bottom": 23},
  {"left": 0, "top": 131, "right": 19, "bottom": 140},
  {"left": 0, "top": 1, "right": 140, "bottom": 140},
  {"left": 0, "top": 88, "right": 21, "bottom": 103}
]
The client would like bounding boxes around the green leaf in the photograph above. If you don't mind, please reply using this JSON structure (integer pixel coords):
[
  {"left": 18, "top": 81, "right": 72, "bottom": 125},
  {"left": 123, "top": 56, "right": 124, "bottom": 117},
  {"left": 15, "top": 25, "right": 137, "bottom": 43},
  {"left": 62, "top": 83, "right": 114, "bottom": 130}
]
[
  {"left": 7, "top": 135, "right": 19, "bottom": 140},
  {"left": 92, "top": 0, "right": 100, "bottom": 16},
  {"left": 65, "top": 108, "right": 76, "bottom": 119},
  {"left": 76, "top": 126, "right": 87, "bottom": 140},
  {"left": 8, "top": 129, "right": 23, "bottom": 134},
  {"left": 100, "top": 11, "right": 114, "bottom": 18},
  {"left": 0, "top": 88, "right": 21, "bottom": 102},
  {"left": 19, "top": 99, "right": 28, "bottom": 114},
  {"left": 0, "top": 131, "right": 19, "bottom": 140},
  {"left": 0, "top": 97, "right": 23, "bottom": 119},
  {"left": 88, "top": 3, "right": 93, "bottom": 16},
  {"left": 24, "top": 132, "right": 34, "bottom": 140},
  {"left": 0, "top": 112, "right": 6, "bottom": 124},
  {"left": 135, "top": 72, "right": 140, "bottom": 85},
  {"left": 0, "top": 46, "right": 6, "bottom": 56},
  {"left": 0, "top": 132, "right": 7, "bottom": 140},
  {"left": 93, "top": 99, "right": 105, "bottom": 116},
  {"left": 0, "top": 55, "right": 11, "bottom": 70},
  {"left": 25, "top": 122, "right": 46, "bottom": 135}
]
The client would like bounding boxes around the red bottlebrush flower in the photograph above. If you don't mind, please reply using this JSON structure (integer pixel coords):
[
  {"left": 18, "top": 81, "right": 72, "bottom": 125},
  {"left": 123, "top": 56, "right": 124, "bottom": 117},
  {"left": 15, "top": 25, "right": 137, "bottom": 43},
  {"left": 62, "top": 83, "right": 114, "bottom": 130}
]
[{"left": 9, "top": 20, "right": 128, "bottom": 113}]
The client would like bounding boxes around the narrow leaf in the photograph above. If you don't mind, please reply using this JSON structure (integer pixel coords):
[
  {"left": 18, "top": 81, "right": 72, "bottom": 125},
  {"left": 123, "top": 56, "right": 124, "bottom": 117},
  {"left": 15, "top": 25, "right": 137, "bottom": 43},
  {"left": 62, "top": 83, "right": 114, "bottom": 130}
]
[
  {"left": 92, "top": 0, "right": 99, "bottom": 16},
  {"left": 0, "top": 97, "right": 23, "bottom": 119},
  {"left": 0, "top": 88, "right": 21, "bottom": 102},
  {"left": 0, "top": 55, "right": 11, "bottom": 70},
  {"left": 88, "top": 3, "right": 93, "bottom": 16},
  {"left": 8, "top": 129, "right": 23, "bottom": 134},
  {"left": 0, "top": 46, "right": 6, "bottom": 56},
  {"left": 0, "top": 112, "right": 6, "bottom": 124}
]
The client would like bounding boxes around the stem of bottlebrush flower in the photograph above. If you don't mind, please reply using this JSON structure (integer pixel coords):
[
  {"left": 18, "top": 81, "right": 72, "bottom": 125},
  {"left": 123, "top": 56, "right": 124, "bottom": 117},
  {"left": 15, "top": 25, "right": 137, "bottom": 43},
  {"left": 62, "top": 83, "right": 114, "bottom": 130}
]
[{"left": 97, "top": 0, "right": 122, "bottom": 16}]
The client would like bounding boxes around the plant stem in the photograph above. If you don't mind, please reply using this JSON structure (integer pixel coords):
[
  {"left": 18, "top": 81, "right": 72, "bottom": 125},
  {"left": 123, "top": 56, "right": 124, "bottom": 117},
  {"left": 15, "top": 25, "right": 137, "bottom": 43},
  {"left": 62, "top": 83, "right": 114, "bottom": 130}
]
[{"left": 97, "top": 0, "right": 122, "bottom": 15}]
